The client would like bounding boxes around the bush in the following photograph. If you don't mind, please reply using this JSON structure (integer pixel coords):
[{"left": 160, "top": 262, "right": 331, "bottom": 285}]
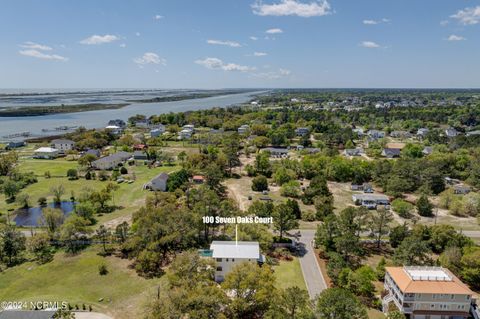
[
  {"left": 251, "top": 175, "right": 268, "bottom": 192},
  {"left": 301, "top": 210, "right": 316, "bottom": 222},
  {"left": 120, "top": 166, "right": 128, "bottom": 174},
  {"left": 391, "top": 199, "right": 414, "bottom": 218},
  {"left": 416, "top": 194, "right": 433, "bottom": 217},
  {"left": 98, "top": 263, "right": 108, "bottom": 275},
  {"left": 280, "top": 180, "right": 301, "bottom": 198},
  {"left": 85, "top": 171, "right": 92, "bottom": 180},
  {"left": 67, "top": 169, "right": 78, "bottom": 180},
  {"left": 97, "top": 170, "right": 108, "bottom": 181},
  {"left": 37, "top": 196, "right": 47, "bottom": 206}
]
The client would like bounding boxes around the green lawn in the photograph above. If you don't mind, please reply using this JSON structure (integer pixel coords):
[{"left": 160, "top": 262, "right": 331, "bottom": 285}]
[
  {"left": 367, "top": 308, "right": 386, "bottom": 319},
  {"left": 1, "top": 158, "right": 180, "bottom": 226},
  {"left": 0, "top": 246, "right": 164, "bottom": 319},
  {"left": 273, "top": 258, "right": 307, "bottom": 291}
]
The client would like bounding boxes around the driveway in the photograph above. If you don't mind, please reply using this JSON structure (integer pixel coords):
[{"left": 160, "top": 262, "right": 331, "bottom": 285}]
[{"left": 295, "top": 229, "right": 328, "bottom": 300}]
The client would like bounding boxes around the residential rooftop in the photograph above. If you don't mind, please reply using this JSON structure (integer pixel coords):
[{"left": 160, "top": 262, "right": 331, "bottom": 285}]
[
  {"left": 386, "top": 266, "right": 473, "bottom": 294},
  {"left": 210, "top": 241, "right": 260, "bottom": 259}
]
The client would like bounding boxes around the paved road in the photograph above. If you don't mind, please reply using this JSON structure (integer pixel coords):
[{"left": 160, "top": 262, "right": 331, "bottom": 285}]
[
  {"left": 463, "top": 231, "right": 480, "bottom": 238},
  {"left": 295, "top": 229, "right": 328, "bottom": 300}
]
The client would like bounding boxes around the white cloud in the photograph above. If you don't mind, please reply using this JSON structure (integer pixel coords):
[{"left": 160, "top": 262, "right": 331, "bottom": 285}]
[
  {"left": 133, "top": 52, "right": 166, "bottom": 66},
  {"left": 250, "top": 36, "right": 259, "bottom": 41},
  {"left": 266, "top": 28, "right": 283, "bottom": 34},
  {"left": 120, "top": 43, "right": 127, "bottom": 48},
  {"left": 252, "top": 0, "right": 331, "bottom": 17},
  {"left": 451, "top": 6, "right": 480, "bottom": 25},
  {"left": 19, "top": 49, "right": 68, "bottom": 61},
  {"left": 80, "top": 34, "right": 119, "bottom": 45},
  {"left": 254, "top": 52, "right": 268, "bottom": 56},
  {"left": 363, "top": 18, "right": 389, "bottom": 25},
  {"left": 440, "top": 20, "right": 449, "bottom": 26},
  {"left": 252, "top": 68, "right": 291, "bottom": 79},
  {"left": 135, "top": 32, "right": 141, "bottom": 37},
  {"left": 154, "top": 14, "right": 163, "bottom": 20},
  {"left": 447, "top": 34, "right": 466, "bottom": 41},
  {"left": 19, "top": 41, "right": 52, "bottom": 51},
  {"left": 195, "top": 57, "right": 255, "bottom": 72},
  {"left": 360, "top": 41, "right": 380, "bottom": 48},
  {"left": 207, "top": 39, "right": 242, "bottom": 47}
]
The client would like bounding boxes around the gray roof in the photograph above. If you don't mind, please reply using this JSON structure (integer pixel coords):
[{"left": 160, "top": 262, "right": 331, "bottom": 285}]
[
  {"left": 262, "top": 147, "right": 289, "bottom": 154},
  {"left": 383, "top": 148, "right": 401, "bottom": 156},
  {"left": 51, "top": 139, "right": 75, "bottom": 144},
  {"left": 152, "top": 172, "right": 169, "bottom": 182},
  {"left": 210, "top": 241, "right": 260, "bottom": 259},
  {"left": 0, "top": 311, "right": 56, "bottom": 319},
  {"left": 354, "top": 194, "right": 389, "bottom": 201},
  {"left": 92, "top": 151, "right": 131, "bottom": 164}
]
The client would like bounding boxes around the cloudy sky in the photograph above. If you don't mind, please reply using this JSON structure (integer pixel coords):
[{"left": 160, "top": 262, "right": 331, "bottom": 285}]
[{"left": 0, "top": 0, "right": 479, "bottom": 88}]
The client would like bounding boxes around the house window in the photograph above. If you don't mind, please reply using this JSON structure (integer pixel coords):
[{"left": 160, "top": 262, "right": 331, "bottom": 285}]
[
  {"left": 216, "top": 266, "right": 222, "bottom": 271},
  {"left": 226, "top": 258, "right": 229, "bottom": 262},
  {"left": 232, "top": 258, "right": 235, "bottom": 262},
  {"left": 216, "top": 258, "right": 222, "bottom": 262},
  {"left": 451, "top": 294, "right": 454, "bottom": 299}
]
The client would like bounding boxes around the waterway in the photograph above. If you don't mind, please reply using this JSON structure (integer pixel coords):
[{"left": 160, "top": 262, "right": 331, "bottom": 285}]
[{"left": 0, "top": 90, "right": 261, "bottom": 140}]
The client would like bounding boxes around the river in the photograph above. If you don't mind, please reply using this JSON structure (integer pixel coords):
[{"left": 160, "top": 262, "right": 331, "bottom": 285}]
[{"left": 0, "top": 90, "right": 260, "bottom": 140}]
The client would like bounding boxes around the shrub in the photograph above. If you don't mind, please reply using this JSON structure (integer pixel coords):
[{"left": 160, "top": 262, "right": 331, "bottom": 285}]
[
  {"left": 97, "top": 170, "right": 108, "bottom": 181},
  {"left": 120, "top": 166, "right": 128, "bottom": 174},
  {"left": 98, "top": 263, "right": 108, "bottom": 275},
  {"left": 251, "top": 175, "right": 268, "bottom": 192},
  {"left": 301, "top": 210, "right": 316, "bottom": 222},
  {"left": 37, "top": 196, "right": 47, "bottom": 206},
  {"left": 416, "top": 194, "right": 433, "bottom": 217},
  {"left": 67, "top": 169, "right": 78, "bottom": 180},
  {"left": 85, "top": 171, "right": 92, "bottom": 180},
  {"left": 391, "top": 199, "right": 414, "bottom": 218},
  {"left": 280, "top": 180, "right": 301, "bottom": 198}
]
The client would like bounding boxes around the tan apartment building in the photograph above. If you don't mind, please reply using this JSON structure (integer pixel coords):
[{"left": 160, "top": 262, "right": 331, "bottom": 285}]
[{"left": 383, "top": 266, "right": 474, "bottom": 319}]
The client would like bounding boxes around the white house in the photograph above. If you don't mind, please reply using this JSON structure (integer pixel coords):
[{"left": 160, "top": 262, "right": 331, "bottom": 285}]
[
  {"left": 383, "top": 266, "right": 474, "bottom": 319},
  {"left": 208, "top": 241, "right": 264, "bottom": 282},
  {"left": 417, "top": 128, "right": 429, "bottom": 138},
  {"left": 295, "top": 127, "right": 310, "bottom": 136},
  {"left": 238, "top": 124, "right": 250, "bottom": 135},
  {"left": 144, "top": 172, "right": 169, "bottom": 192},
  {"left": 105, "top": 125, "right": 123, "bottom": 135},
  {"left": 33, "top": 147, "right": 60, "bottom": 159},
  {"left": 445, "top": 128, "right": 459, "bottom": 138},
  {"left": 51, "top": 139, "right": 75, "bottom": 153},
  {"left": 178, "top": 129, "right": 193, "bottom": 139},
  {"left": 150, "top": 124, "right": 166, "bottom": 137},
  {"left": 352, "top": 194, "right": 390, "bottom": 209},
  {"left": 367, "top": 130, "right": 385, "bottom": 139},
  {"left": 91, "top": 151, "right": 131, "bottom": 170}
]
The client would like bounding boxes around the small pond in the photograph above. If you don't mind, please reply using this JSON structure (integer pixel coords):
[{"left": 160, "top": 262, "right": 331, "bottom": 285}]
[{"left": 14, "top": 201, "right": 75, "bottom": 227}]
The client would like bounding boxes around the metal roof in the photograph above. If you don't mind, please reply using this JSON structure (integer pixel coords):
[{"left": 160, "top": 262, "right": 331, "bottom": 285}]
[{"left": 210, "top": 241, "right": 260, "bottom": 259}]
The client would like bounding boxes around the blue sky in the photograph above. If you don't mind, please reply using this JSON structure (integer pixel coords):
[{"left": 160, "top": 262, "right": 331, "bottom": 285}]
[{"left": 0, "top": 0, "right": 479, "bottom": 89}]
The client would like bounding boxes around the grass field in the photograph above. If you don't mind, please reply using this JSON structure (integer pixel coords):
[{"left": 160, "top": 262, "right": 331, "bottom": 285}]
[
  {"left": 1, "top": 157, "right": 180, "bottom": 227},
  {"left": 272, "top": 258, "right": 307, "bottom": 291},
  {"left": 367, "top": 308, "right": 386, "bottom": 319},
  {"left": 0, "top": 246, "right": 163, "bottom": 319}
]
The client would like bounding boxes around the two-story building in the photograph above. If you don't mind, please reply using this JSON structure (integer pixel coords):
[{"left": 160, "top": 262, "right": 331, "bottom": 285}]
[
  {"left": 383, "top": 266, "right": 474, "bottom": 319},
  {"left": 51, "top": 139, "right": 75, "bottom": 154},
  {"left": 203, "top": 241, "right": 264, "bottom": 282}
]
